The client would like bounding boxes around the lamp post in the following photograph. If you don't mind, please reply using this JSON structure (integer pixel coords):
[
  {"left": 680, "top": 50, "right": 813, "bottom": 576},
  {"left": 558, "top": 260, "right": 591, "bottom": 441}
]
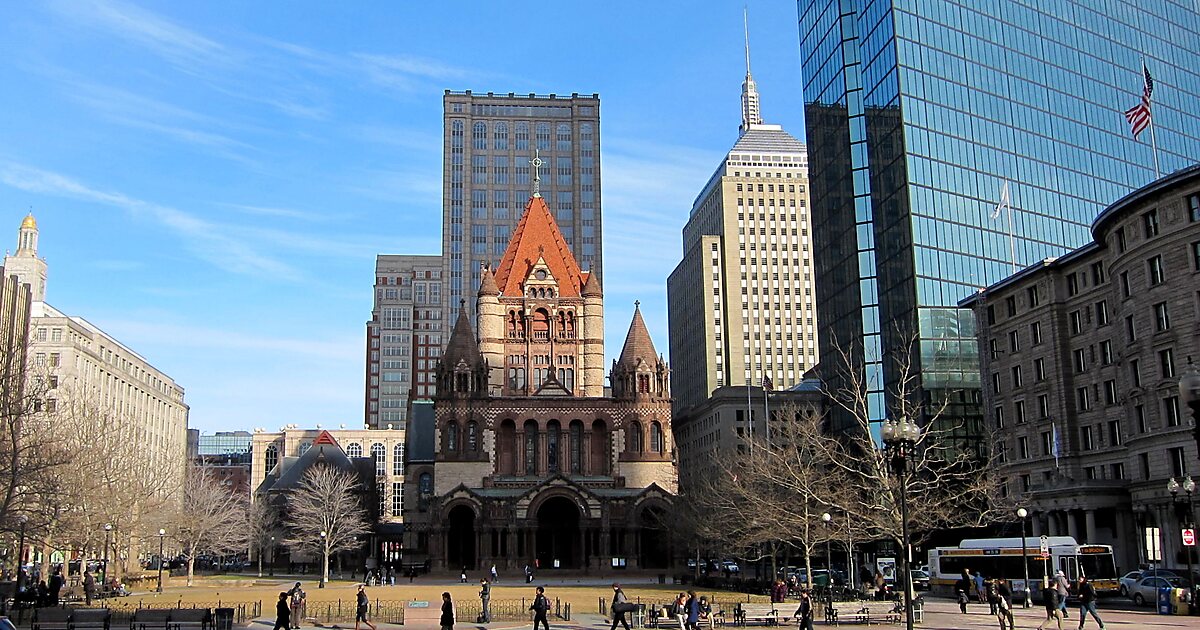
[
  {"left": 157, "top": 528, "right": 166, "bottom": 593},
  {"left": 269, "top": 536, "right": 275, "bottom": 576},
  {"left": 822, "top": 512, "right": 833, "bottom": 595},
  {"left": 15, "top": 515, "right": 28, "bottom": 592},
  {"left": 319, "top": 531, "right": 327, "bottom": 588},
  {"left": 102, "top": 523, "right": 113, "bottom": 593},
  {"left": 881, "top": 418, "right": 922, "bottom": 630},
  {"left": 1169, "top": 476, "right": 1197, "bottom": 612},
  {"left": 1017, "top": 508, "right": 1031, "bottom": 608}
]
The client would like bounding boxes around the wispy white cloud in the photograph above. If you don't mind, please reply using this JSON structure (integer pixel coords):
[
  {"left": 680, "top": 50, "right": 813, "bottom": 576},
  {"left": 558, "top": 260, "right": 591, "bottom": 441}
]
[
  {"left": 220, "top": 203, "right": 331, "bottom": 222},
  {"left": 47, "top": 0, "right": 230, "bottom": 70},
  {"left": 102, "top": 318, "right": 361, "bottom": 362},
  {"left": 0, "top": 162, "right": 301, "bottom": 280}
]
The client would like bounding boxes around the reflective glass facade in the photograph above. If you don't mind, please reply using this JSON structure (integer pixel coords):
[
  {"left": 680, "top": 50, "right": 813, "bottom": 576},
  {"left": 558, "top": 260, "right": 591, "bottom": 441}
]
[{"left": 799, "top": 0, "right": 1200, "bottom": 434}]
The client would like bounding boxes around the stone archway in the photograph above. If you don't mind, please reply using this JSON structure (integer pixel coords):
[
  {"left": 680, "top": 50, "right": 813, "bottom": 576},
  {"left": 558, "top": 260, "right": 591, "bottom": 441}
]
[
  {"left": 638, "top": 504, "right": 671, "bottom": 569},
  {"left": 446, "top": 505, "right": 477, "bottom": 570},
  {"left": 536, "top": 496, "right": 581, "bottom": 569}
]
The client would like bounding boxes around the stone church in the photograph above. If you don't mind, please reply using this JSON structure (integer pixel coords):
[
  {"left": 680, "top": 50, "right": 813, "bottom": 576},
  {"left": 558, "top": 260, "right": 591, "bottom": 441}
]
[{"left": 409, "top": 191, "right": 677, "bottom": 572}]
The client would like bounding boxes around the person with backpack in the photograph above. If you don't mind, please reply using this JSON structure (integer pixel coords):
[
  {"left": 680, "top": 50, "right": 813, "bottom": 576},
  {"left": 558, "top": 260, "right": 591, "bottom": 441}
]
[
  {"left": 355, "top": 584, "right": 377, "bottom": 630},
  {"left": 530, "top": 586, "right": 551, "bottom": 630},
  {"left": 954, "top": 573, "right": 970, "bottom": 614},
  {"left": 986, "top": 578, "right": 999, "bottom": 615},
  {"left": 289, "top": 582, "right": 306, "bottom": 629},
  {"left": 1075, "top": 576, "right": 1105, "bottom": 629},
  {"left": 1037, "top": 585, "right": 1064, "bottom": 630},
  {"left": 610, "top": 583, "right": 633, "bottom": 630}
]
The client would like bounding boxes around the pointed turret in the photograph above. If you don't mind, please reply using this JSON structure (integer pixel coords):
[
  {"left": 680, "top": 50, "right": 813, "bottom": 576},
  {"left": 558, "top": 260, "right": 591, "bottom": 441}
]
[
  {"left": 611, "top": 302, "right": 670, "bottom": 400},
  {"left": 478, "top": 266, "right": 500, "bottom": 297},
  {"left": 581, "top": 271, "right": 603, "bottom": 298},
  {"left": 740, "top": 8, "right": 763, "bottom": 135},
  {"left": 436, "top": 305, "right": 488, "bottom": 398},
  {"left": 617, "top": 302, "right": 657, "bottom": 369},
  {"left": 476, "top": 265, "right": 504, "bottom": 389}
]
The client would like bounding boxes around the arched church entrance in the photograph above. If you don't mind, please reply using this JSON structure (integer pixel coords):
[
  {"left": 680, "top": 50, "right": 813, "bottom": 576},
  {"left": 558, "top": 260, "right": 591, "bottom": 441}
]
[
  {"left": 536, "top": 496, "right": 581, "bottom": 569},
  {"left": 447, "top": 505, "right": 477, "bottom": 570},
  {"left": 638, "top": 505, "right": 671, "bottom": 569}
]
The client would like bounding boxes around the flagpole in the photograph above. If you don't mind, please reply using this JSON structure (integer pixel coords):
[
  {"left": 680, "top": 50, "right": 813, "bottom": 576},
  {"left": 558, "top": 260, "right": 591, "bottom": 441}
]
[
  {"left": 1005, "top": 181, "right": 1017, "bottom": 273},
  {"left": 1143, "top": 57, "right": 1161, "bottom": 179}
]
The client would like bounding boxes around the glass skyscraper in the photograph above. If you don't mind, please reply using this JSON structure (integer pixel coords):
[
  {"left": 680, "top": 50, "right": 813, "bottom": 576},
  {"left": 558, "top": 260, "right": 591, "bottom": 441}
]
[{"left": 799, "top": 0, "right": 1200, "bottom": 433}]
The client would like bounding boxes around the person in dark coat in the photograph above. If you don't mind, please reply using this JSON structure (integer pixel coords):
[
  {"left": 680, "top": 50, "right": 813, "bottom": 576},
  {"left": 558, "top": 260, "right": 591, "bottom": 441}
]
[
  {"left": 355, "top": 584, "right": 377, "bottom": 630},
  {"left": 791, "top": 591, "right": 814, "bottom": 630},
  {"left": 1075, "top": 576, "right": 1105, "bottom": 629},
  {"left": 48, "top": 568, "right": 64, "bottom": 606},
  {"left": 530, "top": 586, "right": 550, "bottom": 630},
  {"left": 1037, "top": 586, "right": 1063, "bottom": 630},
  {"left": 995, "top": 578, "right": 1014, "bottom": 630},
  {"left": 954, "top": 574, "right": 971, "bottom": 614},
  {"left": 83, "top": 571, "right": 96, "bottom": 606},
  {"left": 273, "top": 592, "right": 291, "bottom": 630},
  {"left": 610, "top": 583, "right": 632, "bottom": 630},
  {"left": 684, "top": 591, "right": 700, "bottom": 630},
  {"left": 770, "top": 580, "right": 787, "bottom": 604},
  {"left": 440, "top": 592, "right": 455, "bottom": 630}
]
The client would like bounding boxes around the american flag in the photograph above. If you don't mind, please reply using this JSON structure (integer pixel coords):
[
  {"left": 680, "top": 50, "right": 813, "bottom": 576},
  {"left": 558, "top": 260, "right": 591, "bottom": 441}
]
[
  {"left": 1124, "top": 62, "right": 1154, "bottom": 140},
  {"left": 762, "top": 375, "right": 773, "bottom": 391}
]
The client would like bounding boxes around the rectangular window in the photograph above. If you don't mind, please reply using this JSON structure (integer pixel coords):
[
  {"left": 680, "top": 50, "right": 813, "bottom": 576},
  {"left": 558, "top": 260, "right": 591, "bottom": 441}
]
[
  {"left": 1073, "top": 348, "right": 1087, "bottom": 373},
  {"left": 1140, "top": 452, "right": 1151, "bottom": 479},
  {"left": 1144, "top": 208, "right": 1160, "bottom": 237},
  {"left": 1011, "top": 365, "right": 1023, "bottom": 388},
  {"left": 1125, "top": 315, "right": 1137, "bottom": 342},
  {"left": 1170, "top": 447, "right": 1187, "bottom": 478},
  {"left": 1100, "top": 340, "right": 1113, "bottom": 365},
  {"left": 1014, "top": 400, "right": 1026, "bottom": 424},
  {"left": 992, "top": 372, "right": 1001, "bottom": 394},
  {"left": 1019, "top": 437, "right": 1029, "bottom": 459},
  {"left": 1076, "top": 386, "right": 1091, "bottom": 411},
  {"left": 1136, "top": 404, "right": 1148, "bottom": 433},
  {"left": 1193, "top": 241, "right": 1200, "bottom": 271},
  {"left": 1111, "top": 462, "right": 1126, "bottom": 479},
  {"left": 1148, "top": 255, "right": 1165, "bottom": 285},
  {"left": 989, "top": 339, "right": 1000, "bottom": 360},
  {"left": 1130, "top": 359, "right": 1142, "bottom": 387},
  {"left": 1008, "top": 330, "right": 1020, "bottom": 352},
  {"left": 1038, "top": 394, "right": 1049, "bottom": 419},
  {"left": 1108, "top": 420, "right": 1123, "bottom": 446},
  {"left": 1091, "top": 262, "right": 1106, "bottom": 285},
  {"left": 1041, "top": 431, "right": 1053, "bottom": 456},
  {"left": 1027, "top": 286, "right": 1040, "bottom": 307},
  {"left": 1160, "top": 348, "right": 1176, "bottom": 378},
  {"left": 1189, "top": 194, "right": 1200, "bottom": 222},
  {"left": 1104, "top": 380, "right": 1118, "bottom": 405},
  {"left": 1069, "top": 310, "right": 1083, "bottom": 335},
  {"left": 1034, "top": 358, "right": 1046, "bottom": 381},
  {"left": 1121, "top": 271, "right": 1131, "bottom": 298},
  {"left": 994, "top": 406, "right": 1005, "bottom": 429},
  {"left": 1154, "top": 302, "right": 1170, "bottom": 331},
  {"left": 1165, "top": 395, "right": 1181, "bottom": 427},
  {"left": 1067, "top": 274, "right": 1079, "bottom": 296},
  {"left": 1031, "top": 321, "right": 1042, "bottom": 345},
  {"left": 1006, "top": 295, "right": 1017, "bottom": 316},
  {"left": 1095, "top": 301, "right": 1109, "bottom": 326},
  {"left": 391, "top": 481, "right": 403, "bottom": 517}
]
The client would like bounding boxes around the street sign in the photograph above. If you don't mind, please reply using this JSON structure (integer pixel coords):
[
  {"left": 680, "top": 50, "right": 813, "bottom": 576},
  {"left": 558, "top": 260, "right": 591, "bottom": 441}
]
[
  {"left": 1039, "top": 535, "right": 1049, "bottom": 553},
  {"left": 1184, "top": 528, "right": 1196, "bottom": 547}
]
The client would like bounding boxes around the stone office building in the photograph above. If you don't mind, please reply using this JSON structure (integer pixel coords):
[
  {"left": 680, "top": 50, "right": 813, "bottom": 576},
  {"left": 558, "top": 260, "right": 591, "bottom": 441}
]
[
  {"left": 961, "top": 165, "right": 1200, "bottom": 572},
  {"left": 407, "top": 191, "right": 677, "bottom": 573}
]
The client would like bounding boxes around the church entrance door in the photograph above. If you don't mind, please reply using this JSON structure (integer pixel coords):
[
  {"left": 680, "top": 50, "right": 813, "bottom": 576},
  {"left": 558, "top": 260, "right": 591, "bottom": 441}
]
[
  {"left": 535, "top": 496, "right": 580, "bottom": 569},
  {"left": 447, "top": 505, "right": 477, "bottom": 570}
]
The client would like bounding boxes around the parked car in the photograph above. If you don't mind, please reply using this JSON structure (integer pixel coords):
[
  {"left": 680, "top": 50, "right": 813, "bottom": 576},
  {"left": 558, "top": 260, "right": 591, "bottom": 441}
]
[
  {"left": 1120, "top": 569, "right": 1179, "bottom": 597},
  {"left": 721, "top": 560, "right": 740, "bottom": 574},
  {"left": 1129, "top": 575, "right": 1189, "bottom": 606},
  {"left": 910, "top": 570, "right": 930, "bottom": 591}
]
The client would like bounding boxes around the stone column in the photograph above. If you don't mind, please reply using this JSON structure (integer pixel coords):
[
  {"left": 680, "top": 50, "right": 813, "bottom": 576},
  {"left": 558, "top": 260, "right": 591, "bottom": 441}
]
[
  {"left": 1084, "top": 510, "right": 1097, "bottom": 544},
  {"left": 1066, "top": 510, "right": 1079, "bottom": 540},
  {"left": 583, "top": 431, "right": 593, "bottom": 475},
  {"left": 516, "top": 431, "right": 525, "bottom": 475},
  {"left": 1031, "top": 514, "right": 1043, "bottom": 537}
]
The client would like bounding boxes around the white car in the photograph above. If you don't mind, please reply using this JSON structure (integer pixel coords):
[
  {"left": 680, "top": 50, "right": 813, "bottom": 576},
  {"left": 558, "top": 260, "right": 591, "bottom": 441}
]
[
  {"left": 1129, "top": 575, "right": 1188, "bottom": 606},
  {"left": 1120, "top": 569, "right": 1178, "bottom": 597}
]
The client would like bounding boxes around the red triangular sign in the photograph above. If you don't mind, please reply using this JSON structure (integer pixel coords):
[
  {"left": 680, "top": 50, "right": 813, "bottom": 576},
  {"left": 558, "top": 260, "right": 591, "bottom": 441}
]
[{"left": 313, "top": 430, "right": 338, "bottom": 446}]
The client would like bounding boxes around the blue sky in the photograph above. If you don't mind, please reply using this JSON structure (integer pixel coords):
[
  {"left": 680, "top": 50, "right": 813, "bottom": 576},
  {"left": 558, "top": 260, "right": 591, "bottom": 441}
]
[{"left": 0, "top": 1, "right": 807, "bottom": 432}]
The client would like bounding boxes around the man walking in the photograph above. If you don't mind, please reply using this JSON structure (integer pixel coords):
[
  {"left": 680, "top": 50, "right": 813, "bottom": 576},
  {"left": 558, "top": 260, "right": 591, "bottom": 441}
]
[
  {"left": 273, "top": 593, "right": 292, "bottom": 630},
  {"left": 791, "top": 591, "right": 814, "bottom": 630},
  {"left": 995, "top": 578, "right": 1014, "bottom": 630},
  {"left": 289, "top": 582, "right": 306, "bottom": 629},
  {"left": 83, "top": 570, "right": 96, "bottom": 606},
  {"left": 355, "top": 585, "right": 377, "bottom": 630},
  {"left": 530, "top": 586, "right": 551, "bottom": 630},
  {"left": 1075, "top": 576, "right": 1105, "bottom": 629},
  {"left": 1054, "top": 571, "right": 1071, "bottom": 620}
]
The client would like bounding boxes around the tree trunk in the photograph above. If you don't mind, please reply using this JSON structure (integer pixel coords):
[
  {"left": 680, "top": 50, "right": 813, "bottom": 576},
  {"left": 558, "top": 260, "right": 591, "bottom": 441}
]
[
  {"left": 803, "top": 547, "right": 813, "bottom": 591},
  {"left": 322, "top": 546, "right": 330, "bottom": 584},
  {"left": 187, "top": 555, "right": 195, "bottom": 587},
  {"left": 258, "top": 548, "right": 264, "bottom": 578}
]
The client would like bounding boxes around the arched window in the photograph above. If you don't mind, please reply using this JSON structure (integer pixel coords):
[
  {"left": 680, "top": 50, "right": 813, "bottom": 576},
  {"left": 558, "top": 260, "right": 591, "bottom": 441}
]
[
  {"left": 494, "top": 122, "right": 508, "bottom": 150},
  {"left": 547, "top": 420, "right": 561, "bottom": 473},
  {"left": 371, "top": 443, "right": 386, "bottom": 476},
  {"left": 451, "top": 120, "right": 464, "bottom": 149},
  {"left": 569, "top": 421, "right": 583, "bottom": 474},
  {"left": 299, "top": 441, "right": 312, "bottom": 455},
  {"left": 393, "top": 443, "right": 405, "bottom": 476},
  {"left": 419, "top": 472, "right": 433, "bottom": 494},
  {"left": 532, "top": 308, "right": 550, "bottom": 340},
  {"left": 556, "top": 123, "right": 571, "bottom": 151},
  {"left": 473, "top": 122, "right": 487, "bottom": 150},
  {"left": 447, "top": 423, "right": 459, "bottom": 452},
  {"left": 347, "top": 443, "right": 363, "bottom": 458},
  {"left": 515, "top": 122, "right": 530, "bottom": 151},
  {"left": 524, "top": 420, "right": 539, "bottom": 475},
  {"left": 650, "top": 422, "right": 664, "bottom": 453},
  {"left": 638, "top": 374, "right": 651, "bottom": 393},
  {"left": 467, "top": 421, "right": 478, "bottom": 451},
  {"left": 629, "top": 421, "right": 643, "bottom": 453},
  {"left": 264, "top": 444, "right": 278, "bottom": 479},
  {"left": 536, "top": 123, "right": 551, "bottom": 151}
]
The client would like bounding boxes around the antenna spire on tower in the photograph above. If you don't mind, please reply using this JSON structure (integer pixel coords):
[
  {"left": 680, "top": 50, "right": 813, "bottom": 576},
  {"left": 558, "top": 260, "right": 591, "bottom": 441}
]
[{"left": 740, "top": 6, "right": 762, "bottom": 134}]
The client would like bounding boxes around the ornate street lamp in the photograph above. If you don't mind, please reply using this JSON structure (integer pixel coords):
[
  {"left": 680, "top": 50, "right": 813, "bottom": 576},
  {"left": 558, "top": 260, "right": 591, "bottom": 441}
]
[
  {"left": 157, "top": 528, "right": 166, "bottom": 593},
  {"left": 881, "top": 419, "right": 922, "bottom": 630},
  {"left": 1169, "top": 476, "right": 1197, "bottom": 612},
  {"left": 1017, "top": 508, "right": 1031, "bottom": 607},
  {"left": 269, "top": 536, "right": 275, "bottom": 576},
  {"left": 319, "top": 531, "right": 328, "bottom": 588}
]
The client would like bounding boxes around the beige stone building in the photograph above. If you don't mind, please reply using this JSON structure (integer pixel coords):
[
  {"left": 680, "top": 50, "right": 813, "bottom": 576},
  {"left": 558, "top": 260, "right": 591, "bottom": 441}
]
[
  {"left": 961, "top": 165, "right": 1200, "bottom": 572},
  {"left": 251, "top": 425, "right": 407, "bottom": 568},
  {"left": 364, "top": 255, "right": 443, "bottom": 429},
  {"left": 406, "top": 191, "right": 677, "bottom": 572},
  {"left": 5, "top": 214, "right": 188, "bottom": 495},
  {"left": 667, "top": 56, "right": 816, "bottom": 417}
]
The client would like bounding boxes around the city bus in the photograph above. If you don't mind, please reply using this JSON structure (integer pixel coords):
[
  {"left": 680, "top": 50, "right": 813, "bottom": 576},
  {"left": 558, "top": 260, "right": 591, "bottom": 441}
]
[{"left": 928, "top": 536, "right": 1119, "bottom": 602}]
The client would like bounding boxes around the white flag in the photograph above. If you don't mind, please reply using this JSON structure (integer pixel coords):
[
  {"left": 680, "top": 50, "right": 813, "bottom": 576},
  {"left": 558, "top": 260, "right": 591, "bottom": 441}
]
[{"left": 991, "top": 181, "right": 1010, "bottom": 220}]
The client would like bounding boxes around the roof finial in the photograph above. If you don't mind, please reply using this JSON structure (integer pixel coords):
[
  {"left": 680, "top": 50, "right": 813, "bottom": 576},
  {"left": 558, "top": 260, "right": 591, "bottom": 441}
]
[
  {"left": 530, "top": 149, "right": 544, "bottom": 198},
  {"left": 740, "top": 6, "right": 762, "bottom": 134},
  {"left": 634, "top": 300, "right": 641, "bottom": 310},
  {"left": 743, "top": 6, "right": 751, "bottom": 76}
]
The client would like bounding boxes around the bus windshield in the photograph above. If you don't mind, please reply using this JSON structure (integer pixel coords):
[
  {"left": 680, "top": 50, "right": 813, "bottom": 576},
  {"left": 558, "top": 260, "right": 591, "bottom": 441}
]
[{"left": 1079, "top": 553, "right": 1117, "bottom": 579}]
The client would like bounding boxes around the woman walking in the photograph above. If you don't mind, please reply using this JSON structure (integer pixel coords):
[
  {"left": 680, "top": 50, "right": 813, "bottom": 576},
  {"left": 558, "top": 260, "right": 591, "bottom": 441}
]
[
  {"left": 610, "top": 584, "right": 632, "bottom": 630},
  {"left": 440, "top": 592, "right": 456, "bottom": 630},
  {"left": 355, "top": 585, "right": 377, "bottom": 630},
  {"left": 273, "top": 593, "right": 292, "bottom": 630}
]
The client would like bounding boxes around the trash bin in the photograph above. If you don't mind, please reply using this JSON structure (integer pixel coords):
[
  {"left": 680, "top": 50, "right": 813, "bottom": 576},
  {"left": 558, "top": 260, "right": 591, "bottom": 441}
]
[
  {"left": 1158, "top": 587, "right": 1174, "bottom": 615},
  {"left": 214, "top": 607, "right": 235, "bottom": 630},
  {"left": 1169, "top": 588, "right": 1190, "bottom": 615}
]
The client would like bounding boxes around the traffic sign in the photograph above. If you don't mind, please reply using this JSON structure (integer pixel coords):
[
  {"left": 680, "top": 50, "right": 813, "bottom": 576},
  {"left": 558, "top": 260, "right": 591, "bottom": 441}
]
[
  {"left": 1184, "top": 528, "right": 1196, "bottom": 547},
  {"left": 1039, "top": 535, "right": 1049, "bottom": 554}
]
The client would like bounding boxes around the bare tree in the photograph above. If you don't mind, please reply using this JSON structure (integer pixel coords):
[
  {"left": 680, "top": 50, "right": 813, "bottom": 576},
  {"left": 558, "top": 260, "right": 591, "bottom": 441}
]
[
  {"left": 173, "top": 466, "right": 249, "bottom": 586},
  {"left": 283, "top": 464, "right": 370, "bottom": 585},
  {"left": 245, "top": 497, "right": 280, "bottom": 577}
]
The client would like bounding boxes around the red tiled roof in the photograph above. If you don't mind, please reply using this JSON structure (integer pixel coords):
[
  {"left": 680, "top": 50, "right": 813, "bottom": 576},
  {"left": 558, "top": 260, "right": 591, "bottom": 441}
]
[{"left": 492, "top": 195, "right": 585, "bottom": 297}]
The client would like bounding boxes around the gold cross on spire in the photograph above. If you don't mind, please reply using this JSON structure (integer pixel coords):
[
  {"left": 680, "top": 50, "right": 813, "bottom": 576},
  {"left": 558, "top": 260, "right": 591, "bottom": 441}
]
[{"left": 530, "top": 149, "right": 544, "bottom": 198}]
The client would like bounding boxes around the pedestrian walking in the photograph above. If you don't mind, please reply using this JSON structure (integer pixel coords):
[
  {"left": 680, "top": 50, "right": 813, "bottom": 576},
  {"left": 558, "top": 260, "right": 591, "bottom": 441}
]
[
  {"left": 1054, "top": 571, "right": 1071, "bottom": 620},
  {"left": 986, "top": 578, "right": 999, "bottom": 615},
  {"left": 1075, "top": 576, "right": 1105, "bottom": 629},
  {"left": 273, "top": 593, "right": 292, "bottom": 630},
  {"left": 672, "top": 592, "right": 687, "bottom": 630},
  {"left": 289, "top": 582, "right": 306, "bottom": 629},
  {"left": 791, "top": 591, "right": 814, "bottom": 630},
  {"left": 440, "top": 592, "right": 455, "bottom": 630},
  {"left": 995, "top": 578, "right": 1014, "bottom": 630},
  {"left": 684, "top": 591, "right": 700, "bottom": 630},
  {"left": 490, "top": 564, "right": 498, "bottom": 583},
  {"left": 355, "top": 585, "right": 377, "bottom": 630},
  {"left": 479, "top": 578, "right": 492, "bottom": 623},
  {"left": 954, "top": 573, "right": 970, "bottom": 614},
  {"left": 610, "top": 583, "right": 633, "bottom": 630},
  {"left": 48, "top": 568, "right": 63, "bottom": 606},
  {"left": 975, "top": 571, "right": 987, "bottom": 604},
  {"left": 1037, "top": 587, "right": 1064, "bottom": 630},
  {"left": 459, "top": 567, "right": 468, "bottom": 583},
  {"left": 83, "top": 570, "right": 96, "bottom": 606},
  {"left": 530, "top": 586, "right": 551, "bottom": 630}
]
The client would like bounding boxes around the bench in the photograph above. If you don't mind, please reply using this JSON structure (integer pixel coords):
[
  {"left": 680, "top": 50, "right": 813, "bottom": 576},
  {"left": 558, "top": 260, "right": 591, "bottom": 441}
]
[
  {"left": 71, "top": 608, "right": 112, "bottom": 630},
  {"left": 165, "top": 609, "right": 210, "bottom": 630},
  {"left": 130, "top": 610, "right": 171, "bottom": 630},
  {"left": 860, "top": 602, "right": 900, "bottom": 624},
  {"left": 32, "top": 607, "right": 73, "bottom": 630},
  {"left": 734, "top": 603, "right": 777, "bottom": 626},
  {"left": 824, "top": 602, "right": 866, "bottom": 626}
]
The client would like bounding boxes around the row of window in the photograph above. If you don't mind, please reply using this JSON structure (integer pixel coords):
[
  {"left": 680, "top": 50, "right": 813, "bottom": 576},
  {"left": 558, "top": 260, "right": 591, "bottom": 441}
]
[{"left": 735, "top": 183, "right": 805, "bottom": 194}]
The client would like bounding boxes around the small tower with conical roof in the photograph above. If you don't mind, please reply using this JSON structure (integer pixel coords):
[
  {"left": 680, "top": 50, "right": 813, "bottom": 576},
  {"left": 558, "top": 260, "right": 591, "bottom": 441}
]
[
  {"left": 3, "top": 213, "right": 47, "bottom": 302},
  {"left": 610, "top": 302, "right": 670, "bottom": 402},
  {"left": 435, "top": 304, "right": 488, "bottom": 399}
]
